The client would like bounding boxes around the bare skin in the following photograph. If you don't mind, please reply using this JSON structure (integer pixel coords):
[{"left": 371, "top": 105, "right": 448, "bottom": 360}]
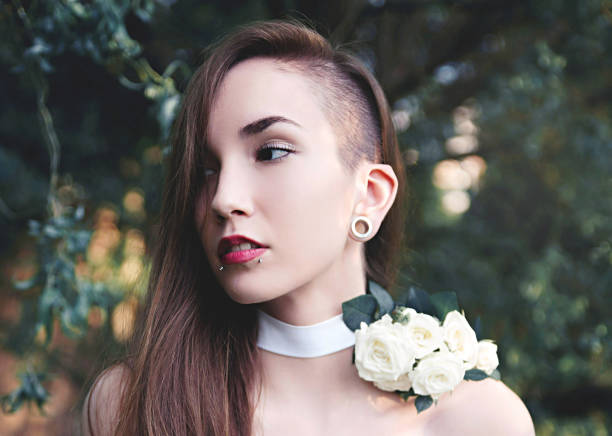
[
  {"left": 252, "top": 347, "right": 427, "bottom": 436},
  {"left": 83, "top": 356, "right": 534, "bottom": 436},
  {"left": 83, "top": 57, "right": 536, "bottom": 435},
  {"left": 252, "top": 341, "right": 534, "bottom": 436}
]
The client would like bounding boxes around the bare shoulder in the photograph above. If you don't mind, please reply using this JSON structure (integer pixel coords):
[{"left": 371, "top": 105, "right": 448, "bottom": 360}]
[
  {"left": 424, "top": 378, "right": 535, "bottom": 436},
  {"left": 82, "top": 363, "right": 131, "bottom": 436}
]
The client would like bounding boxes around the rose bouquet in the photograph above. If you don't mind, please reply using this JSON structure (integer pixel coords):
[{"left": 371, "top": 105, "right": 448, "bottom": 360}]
[{"left": 342, "top": 281, "right": 500, "bottom": 413}]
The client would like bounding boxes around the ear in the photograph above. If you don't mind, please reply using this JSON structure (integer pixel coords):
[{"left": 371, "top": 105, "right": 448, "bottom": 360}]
[{"left": 352, "top": 163, "right": 398, "bottom": 239}]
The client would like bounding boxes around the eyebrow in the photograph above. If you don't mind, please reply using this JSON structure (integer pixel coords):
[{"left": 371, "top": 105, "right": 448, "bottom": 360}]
[{"left": 239, "top": 116, "right": 301, "bottom": 137}]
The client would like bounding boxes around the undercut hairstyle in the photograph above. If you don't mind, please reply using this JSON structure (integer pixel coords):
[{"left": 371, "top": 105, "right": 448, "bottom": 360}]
[
  {"left": 85, "top": 18, "right": 406, "bottom": 436},
  {"left": 199, "top": 21, "right": 387, "bottom": 173},
  {"left": 273, "top": 58, "right": 382, "bottom": 172}
]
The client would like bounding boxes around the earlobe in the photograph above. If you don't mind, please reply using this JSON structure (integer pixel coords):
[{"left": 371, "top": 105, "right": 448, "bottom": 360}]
[
  {"left": 351, "top": 163, "right": 398, "bottom": 240},
  {"left": 350, "top": 215, "right": 374, "bottom": 241}
]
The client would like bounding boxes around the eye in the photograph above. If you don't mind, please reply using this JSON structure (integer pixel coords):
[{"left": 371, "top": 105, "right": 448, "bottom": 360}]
[
  {"left": 256, "top": 142, "right": 295, "bottom": 162},
  {"left": 203, "top": 161, "right": 218, "bottom": 177},
  {"left": 202, "top": 141, "right": 294, "bottom": 178}
]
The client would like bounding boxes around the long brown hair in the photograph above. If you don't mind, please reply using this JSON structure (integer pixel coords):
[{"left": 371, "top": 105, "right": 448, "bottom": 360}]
[{"left": 88, "top": 18, "right": 406, "bottom": 436}]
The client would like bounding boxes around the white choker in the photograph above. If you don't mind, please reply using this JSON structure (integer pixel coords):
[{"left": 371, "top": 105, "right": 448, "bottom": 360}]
[{"left": 256, "top": 309, "right": 356, "bottom": 358}]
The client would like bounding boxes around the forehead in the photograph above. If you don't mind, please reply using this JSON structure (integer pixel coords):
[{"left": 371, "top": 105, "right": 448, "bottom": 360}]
[{"left": 206, "top": 58, "right": 331, "bottom": 145}]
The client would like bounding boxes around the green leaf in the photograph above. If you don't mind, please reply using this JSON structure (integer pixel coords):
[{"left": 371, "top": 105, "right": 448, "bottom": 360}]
[
  {"left": 28, "top": 220, "right": 41, "bottom": 236},
  {"left": 415, "top": 395, "right": 434, "bottom": 413},
  {"left": 397, "top": 287, "right": 436, "bottom": 317},
  {"left": 1, "top": 389, "right": 24, "bottom": 414},
  {"left": 19, "top": 373, "right": 32, "bottom": 395},
  {"left": 368, "top": 280, "right": 395, "bottom": 317},
  {"left": 30, "top": 375, "right": 49, "bottom": 402},
  {"left": 60, "top": 308, "right": 85, "bottom": 339},
  {"left": 391, "top": 306, "right": 411, "bottom": 324},
  {"left": 464, "top": 369, "right": 488, "bottom": 381},
  {"left": 74, "top": 205, "right": 85, "bottom": 221},
  {"left": 430, "top": 291, "right": 459, "bottom": 320},
  {"left": 342, "top": 294, "right": 377, "bottom": 331},
  {"left": 43, "top": 308, "right": 54, "bottom": 347},
  {"left": 398, "top": 389, "right": 415, "bottom": 401},
  {"left": 43, "top": 224, "right": 61, "bottom": 239},
  {"left": 2, "top": 371, "right": 50, "bottom": 414},
  {"left": 473, "top": 316, "right": 482, "bottom": 341},
  {"left": 66, "top": 230, "right": 91, "bottom": 254}
]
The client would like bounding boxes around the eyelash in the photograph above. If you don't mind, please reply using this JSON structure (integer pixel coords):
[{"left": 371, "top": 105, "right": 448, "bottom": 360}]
[
  {"left": 256, "top": 141, "right": 295, "bottom": 162},
  {"left": 203, "top": 141, "right": 295, "bottom": 177}
]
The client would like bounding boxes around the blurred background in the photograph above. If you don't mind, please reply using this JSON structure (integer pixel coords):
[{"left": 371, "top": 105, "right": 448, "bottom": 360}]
[{"left": 1, "top": 0, "right": 611, "bottom": 434}]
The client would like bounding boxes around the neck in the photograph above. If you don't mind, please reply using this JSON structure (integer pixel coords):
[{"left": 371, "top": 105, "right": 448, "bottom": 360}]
[
  {"left": 257, "top": 245, "right": 367, "bottom": 325},
  {"left": 254, "top": 246, "right": 370, "bottom": 404},
  {"left": 258, "top": 346, "right": 367, "bottom": 400}
]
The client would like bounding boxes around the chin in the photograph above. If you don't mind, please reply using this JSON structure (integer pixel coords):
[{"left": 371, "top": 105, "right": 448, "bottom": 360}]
[
  {"left": 224, "top": 287, "right": 276, "bottom": 305},
  {"left": 229, "top": 295, "right": 272, "bottom": 306}
]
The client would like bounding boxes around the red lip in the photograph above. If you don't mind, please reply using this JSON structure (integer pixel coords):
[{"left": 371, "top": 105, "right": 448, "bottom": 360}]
[{"left": 217, "top": 234, "right": 267, "bottom": 258}]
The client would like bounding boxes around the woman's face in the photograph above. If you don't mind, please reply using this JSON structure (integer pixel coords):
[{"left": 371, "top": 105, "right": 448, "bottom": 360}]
[{"left": 194, "top": 57, "right": 364, "bottom": 304}]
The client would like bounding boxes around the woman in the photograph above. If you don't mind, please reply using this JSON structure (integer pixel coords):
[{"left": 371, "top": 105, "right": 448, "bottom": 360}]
[{"left": 83, "top": 19, "right": 535, "bottom": 435}]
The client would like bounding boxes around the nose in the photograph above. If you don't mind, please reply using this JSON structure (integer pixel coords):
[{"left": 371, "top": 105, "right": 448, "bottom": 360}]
[{"left": 209, "top": 162, "right": 254, "bottom": 223}]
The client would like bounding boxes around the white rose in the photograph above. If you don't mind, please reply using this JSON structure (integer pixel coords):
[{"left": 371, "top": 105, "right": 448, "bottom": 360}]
[
  {"left": 476, "top": 340, "right": 499, "bottom": 375},
  {"left": 401, "top": 307, "right": 417, "bottom": 318},
  {"left": 374, "top": 372, "right": 413, "bottom": 392},
  {"left": 404, "top": 311, "right": 443, "bottom": 359},
  {"left": 354, "top": 315, "right": 416, "bottom": 386},
  {"left": 442, "top": 311, "right": 479, "bottom": 369},
  {"left": 410, "top": 350, "right": 465, "bottom": 400}
]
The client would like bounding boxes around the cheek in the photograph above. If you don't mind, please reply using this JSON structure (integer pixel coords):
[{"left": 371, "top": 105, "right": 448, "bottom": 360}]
[{"left": 272, "top": 172, "right": 352, "bottom": 254}]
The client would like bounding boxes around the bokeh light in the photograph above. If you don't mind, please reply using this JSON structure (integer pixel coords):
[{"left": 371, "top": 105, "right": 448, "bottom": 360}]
[
  {"left": 441, "top": 190, "right": 471, "bottom": 215},
  {"left": 111, "top": 297, "right": 138, "bottom": 342}
]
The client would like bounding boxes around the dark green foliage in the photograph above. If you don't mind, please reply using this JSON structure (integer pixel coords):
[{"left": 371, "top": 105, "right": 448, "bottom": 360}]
[
  {"left": 464, "top": 368, "right": 488, "bottom": 381},
  {"left": 367, "top": 279, "right": 395, "bottom": 316},
  {"left": 0, "top": 369, "right": 48, "bottom": 414},
  {"left": 396, "top": 286, "right": 437, "bottom": 317},
  {"left": 342, "top": 294, "right": 378, "bottom": 331},
  {"left": 415, "top": 395, "right": 434, "bottom": 414},
  {"left": 429, "top": 291, "right": 459, "bottom": 320}
]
